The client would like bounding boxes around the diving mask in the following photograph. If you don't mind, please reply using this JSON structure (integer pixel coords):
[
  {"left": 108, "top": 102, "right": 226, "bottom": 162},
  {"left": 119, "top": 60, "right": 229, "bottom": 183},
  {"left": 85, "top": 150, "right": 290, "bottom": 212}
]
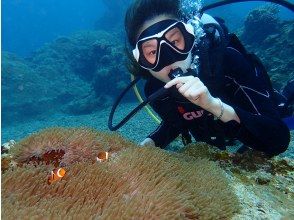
[{"left": 133, "top": 19, "right": 195, "bottom": 72}]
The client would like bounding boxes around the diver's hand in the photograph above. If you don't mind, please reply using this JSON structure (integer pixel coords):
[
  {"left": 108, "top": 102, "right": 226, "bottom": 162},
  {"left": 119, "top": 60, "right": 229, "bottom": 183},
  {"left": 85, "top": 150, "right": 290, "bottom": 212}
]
[
  {"left": 164, "top": 75, "right": 241, "bottom": 123},
  {"left": 140, "top": 138, "right": 155, "bottom": 147},
  {"left": 164, "top": 76, "right": 214, "bottom": 110}
]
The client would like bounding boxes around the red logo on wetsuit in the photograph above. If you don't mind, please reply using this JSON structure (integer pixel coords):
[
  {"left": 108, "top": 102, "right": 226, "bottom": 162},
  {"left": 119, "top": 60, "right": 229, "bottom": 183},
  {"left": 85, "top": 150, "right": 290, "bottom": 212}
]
[
  {"left": 177, "top": 106, "right": 204, "bottom": 120},
  {"left": 177, "top": 106, "right": 186, "bottom": 114}
]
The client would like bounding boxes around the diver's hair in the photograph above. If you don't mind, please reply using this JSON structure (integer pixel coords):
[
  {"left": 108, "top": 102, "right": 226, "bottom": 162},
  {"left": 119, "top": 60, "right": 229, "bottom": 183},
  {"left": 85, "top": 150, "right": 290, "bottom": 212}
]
[{"left": 124, "top": 0, "right": 181, "bottom": 79}]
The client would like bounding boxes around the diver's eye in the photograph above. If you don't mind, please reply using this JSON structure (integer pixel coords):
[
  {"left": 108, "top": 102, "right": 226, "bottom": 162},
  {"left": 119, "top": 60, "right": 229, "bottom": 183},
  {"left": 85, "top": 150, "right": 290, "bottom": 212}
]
[
  {"left": 143, "top": 47, "right": 157, "bottom": 64},
  {"left": 171, "top": 40, "right": 179, "bottom": 46},
  {"left": 165, "top": 27, "right": 185, "bottom": 50},
  {"left": 149, "top": 50, "right": 157, "bottom": 56}
]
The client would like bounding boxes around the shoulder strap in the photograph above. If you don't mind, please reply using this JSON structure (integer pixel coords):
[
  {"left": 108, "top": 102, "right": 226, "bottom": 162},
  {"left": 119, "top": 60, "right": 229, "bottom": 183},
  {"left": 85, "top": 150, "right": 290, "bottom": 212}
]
[
  {"left": 226, "top": 33, "right": 275, "bottom": 97},
  {"left": 227, "top": 33, "right": 248, "bottom": 56},
  {"left": 196, "top": 24, "right": 228, "bottom": 96}
]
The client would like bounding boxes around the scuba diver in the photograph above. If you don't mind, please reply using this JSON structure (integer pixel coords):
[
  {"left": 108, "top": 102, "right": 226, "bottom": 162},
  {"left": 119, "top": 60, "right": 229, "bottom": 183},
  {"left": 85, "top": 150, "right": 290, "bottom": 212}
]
[{"left": 109, "top": 0, "right": 294, "bottom": 156}]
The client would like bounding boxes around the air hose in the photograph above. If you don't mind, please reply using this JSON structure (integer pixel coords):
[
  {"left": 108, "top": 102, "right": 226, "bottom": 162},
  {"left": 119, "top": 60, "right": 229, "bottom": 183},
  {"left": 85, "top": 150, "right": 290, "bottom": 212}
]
[
  {"left": 108, "top": 77, "right": 169, "bottom": 131},
  {"left": 108, "top": 68, "right": 185, "bottom": 131}
]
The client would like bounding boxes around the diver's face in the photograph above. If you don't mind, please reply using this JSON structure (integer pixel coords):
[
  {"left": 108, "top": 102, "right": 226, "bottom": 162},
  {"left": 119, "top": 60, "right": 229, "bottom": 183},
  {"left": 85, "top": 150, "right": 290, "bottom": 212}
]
[
  {"left": 141, "top": 26, "right": 185, "bottom": 65},
  {"left": 137, "top": 15, "right": 192, "bottom": 83}
]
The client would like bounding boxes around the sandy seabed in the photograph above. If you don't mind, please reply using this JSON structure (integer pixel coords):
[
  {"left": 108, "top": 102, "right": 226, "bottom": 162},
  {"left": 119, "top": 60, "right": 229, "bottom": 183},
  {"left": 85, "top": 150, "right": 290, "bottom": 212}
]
[{"left": 1, "top": 102, "right": 157, "bottom": 145}]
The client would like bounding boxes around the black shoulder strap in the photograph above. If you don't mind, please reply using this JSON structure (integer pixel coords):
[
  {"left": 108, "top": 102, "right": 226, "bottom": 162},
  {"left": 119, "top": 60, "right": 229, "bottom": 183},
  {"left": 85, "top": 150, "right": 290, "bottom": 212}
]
[
  {"left": 227, "top": 33, "right": 248, "bottom": 56},
  {"left": 227, "top": 33, "right": 275, "bottom": 96},
  {"left": 196, "top": 23, "right": 228, "bottom": 97}
]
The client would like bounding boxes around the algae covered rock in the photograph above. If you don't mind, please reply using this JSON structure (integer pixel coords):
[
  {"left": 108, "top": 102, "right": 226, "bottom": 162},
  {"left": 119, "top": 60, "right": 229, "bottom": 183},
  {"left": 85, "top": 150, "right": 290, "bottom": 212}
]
[
  {"left": 240, "top": 5, "right": 294, "bottom": 90},
  {"left": 242, "top": 4, "right": 280, "bottom": 45},
  {"left": 180, "top": 142, "right": 294, "bottom": 218},
  {"left": 2, "top": 30, "right": 130, "bottom": 121},
  {"left": 1, "top": 52, "right": 69, "bottom": 124}
]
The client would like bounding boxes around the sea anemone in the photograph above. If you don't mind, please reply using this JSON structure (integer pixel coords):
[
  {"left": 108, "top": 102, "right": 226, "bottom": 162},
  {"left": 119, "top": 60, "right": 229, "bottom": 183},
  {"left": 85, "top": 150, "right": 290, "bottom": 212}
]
[
  {"left": 9, "top": 127, "right": 135, "bottom": 167},
  {"left": 2, "top": 143, "right": 240, "bottom": 219}
]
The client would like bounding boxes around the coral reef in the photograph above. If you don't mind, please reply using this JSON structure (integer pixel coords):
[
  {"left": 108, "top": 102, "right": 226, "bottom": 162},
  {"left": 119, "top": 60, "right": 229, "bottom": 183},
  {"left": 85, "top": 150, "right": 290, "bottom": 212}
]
[
  {"left": 2, "top": 30, "right": 129, "bottom": 124},
  {"left": 27, "top": 30, "right": 129, "bottom": 115},
  {"left": 180, "top": 143, "right": 294, "bottom": 218},
  {"left": 2, "top": 127, "right": 240, "bottom": 219},
  {"left": 1, "top": 50, "right": 91, "bottom": 124},
  {"left": 240, "top": 5, "right": 294, "bottom": 90},
  {"left": 1, "top": 52, "right": 58, "bottom": 124},
  {"left": 241, "top": 5, "right": 280, "bottom": 45}
]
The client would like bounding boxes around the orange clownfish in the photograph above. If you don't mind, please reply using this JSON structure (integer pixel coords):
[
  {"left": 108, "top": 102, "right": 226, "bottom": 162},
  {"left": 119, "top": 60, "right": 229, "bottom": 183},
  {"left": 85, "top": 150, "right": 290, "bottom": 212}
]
[
  {"left": 47, "top": 168, "right": 66, "bottom": 185},
  {"left": 96, "top": 151, "right": 109, "bottom": 162}
]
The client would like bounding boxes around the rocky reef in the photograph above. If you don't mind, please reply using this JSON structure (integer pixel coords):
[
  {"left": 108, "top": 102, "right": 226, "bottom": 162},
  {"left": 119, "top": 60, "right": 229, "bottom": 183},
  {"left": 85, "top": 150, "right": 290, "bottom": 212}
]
[
  {"left": 240, "top": 4, "right": 294, "bottom": 90},
  {"left": 241, "top": 5, "right": 280, "bottom": 45},
  {"left": 181, "top": 142, "right": 294, "bottom": 218},
  {"left": 2, "top": 30, "right": 130, "bottom": 124}
]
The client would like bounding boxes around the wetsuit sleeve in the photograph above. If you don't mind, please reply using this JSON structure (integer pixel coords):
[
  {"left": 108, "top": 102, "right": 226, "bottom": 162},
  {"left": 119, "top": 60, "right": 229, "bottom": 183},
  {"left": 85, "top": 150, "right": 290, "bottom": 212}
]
[
  {"left": 144, "top": 79, "right": 182, "bottom": 149},
  {"left": 223, "top": 48, "right": 290, "bottom": 156}
]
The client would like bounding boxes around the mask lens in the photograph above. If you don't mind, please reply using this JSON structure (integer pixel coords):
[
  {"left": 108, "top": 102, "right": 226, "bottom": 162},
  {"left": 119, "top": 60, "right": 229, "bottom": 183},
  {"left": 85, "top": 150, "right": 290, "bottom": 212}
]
[
  {"left": 139, "top": 26, "right": 186, "bottom": 65},
  {"left": 141, "top": 39, "right": 158, "bottom": 65},
  {"left": 134, "top": 20, "right": 195, "bottom": 70},
  {"left": 164, "top": 27, "right": 185, "bottom": 51}
]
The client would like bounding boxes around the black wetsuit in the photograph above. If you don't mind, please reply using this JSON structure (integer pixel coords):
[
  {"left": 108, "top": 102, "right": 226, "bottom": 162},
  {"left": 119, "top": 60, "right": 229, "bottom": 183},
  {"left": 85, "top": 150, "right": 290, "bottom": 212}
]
[{"left": 144, "top": 46, "right": 290, "bottom": 156}]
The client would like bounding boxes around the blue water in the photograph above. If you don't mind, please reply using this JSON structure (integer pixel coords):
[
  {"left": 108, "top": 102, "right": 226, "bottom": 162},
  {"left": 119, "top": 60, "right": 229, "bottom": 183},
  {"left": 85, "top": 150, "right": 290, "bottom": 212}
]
[
  {"left": 1, "top": 0, "right": 294, "bottom": 148},
  {"left": 3, "top": 0, "right": 293, "bottom": 57},
  {"left": 2, "top": 0, "right": 106, "bottom": 56}
]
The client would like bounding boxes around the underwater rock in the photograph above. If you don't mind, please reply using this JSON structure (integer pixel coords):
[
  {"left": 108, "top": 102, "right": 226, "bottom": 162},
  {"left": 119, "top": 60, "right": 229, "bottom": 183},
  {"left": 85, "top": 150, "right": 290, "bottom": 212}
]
[
  {"left": 1, "top": 140, "right": 16, "bottom": 154},
  {"left": 2, "top": 52, "right": 61, "bottom": 124},
  {"left": 281, "top": 131, "right": 294, "bottom": 159},
  {"left": 240, "top": 5, "right": 294, "bottom": 90},
  {"left": 2, "top": 50, "right": 93, "bottom": 123},
  {"left": 33, "top": 30, "right": 130, "bottom": 110},
  {"left": 241, "top": 4, "right": 280, "bottom": 45},
  {"left": 1, "top": 140, "right": 18, "bottom": 172},
  {"left": 2, "top": 127, "right": 240, "bottom": 219},
  {"left": 3, "top": 29, "right": 130, "bottom": 123},
  {"left": 29, "top": 31, "right": 120, "bottom": 82},
  {"left": 255, "top": 171, "right": 271, "bottom": 185},
  {"left": 181, "top": 143, "right": 294, "bottom": 218}
]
